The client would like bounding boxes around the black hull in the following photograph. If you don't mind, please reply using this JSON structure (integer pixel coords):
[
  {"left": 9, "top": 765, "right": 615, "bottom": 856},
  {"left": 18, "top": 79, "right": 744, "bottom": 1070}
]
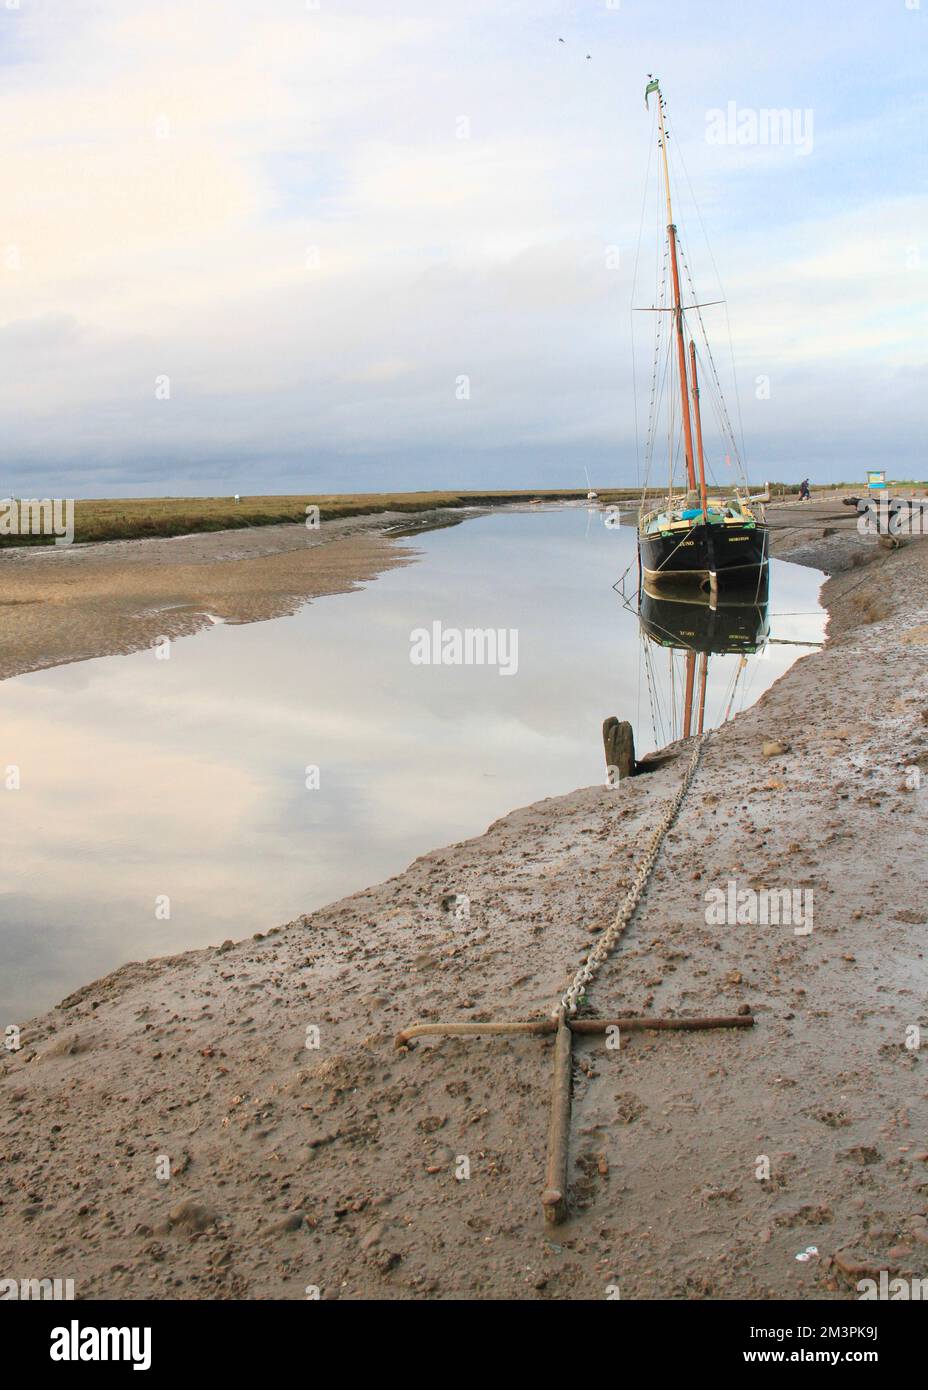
[
  {"left": 639, "top": 586, "right": 770, "bottom": 655},
  {"left": 639, "top": 521, "right": 768, "bottom": 591}
]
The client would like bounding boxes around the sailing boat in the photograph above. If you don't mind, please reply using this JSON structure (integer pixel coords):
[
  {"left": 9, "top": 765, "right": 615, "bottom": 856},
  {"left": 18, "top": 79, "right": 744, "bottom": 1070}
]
[{"left": 636, "top": 79, "right": 768, "bottom": 595}]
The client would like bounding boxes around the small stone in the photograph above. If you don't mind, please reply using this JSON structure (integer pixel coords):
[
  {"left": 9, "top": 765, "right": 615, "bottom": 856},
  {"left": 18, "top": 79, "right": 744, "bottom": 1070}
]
[
  {"left": 269, "top": 1212, "right": 304, "bottom": 1234},
  {"left": 842, "top": 1145, "right": 882, "bottom": 1166},
  {"left": 361, "top": 1222, "right": 386, "bottom": 1251},
  {"left": 833, "top": 1250, "right": 886, "bottom": 1279},
  {"left": 417, "top": 1115, "right": 446, "bottom": 1134},
  {"left": 165, "top": 1200, "right": 218, "bottom": 1235}
]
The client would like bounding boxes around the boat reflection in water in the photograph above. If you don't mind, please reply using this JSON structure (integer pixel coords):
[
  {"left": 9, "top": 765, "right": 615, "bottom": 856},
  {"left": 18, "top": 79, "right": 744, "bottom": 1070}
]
[{"left": 638, "top": 571, "right": 770, "bottom": 744}]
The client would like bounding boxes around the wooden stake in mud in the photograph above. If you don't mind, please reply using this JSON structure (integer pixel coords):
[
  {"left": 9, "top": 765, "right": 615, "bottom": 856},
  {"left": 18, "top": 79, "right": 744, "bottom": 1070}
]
[{"left": 395, "top": 1009, "right": 754, "bottom": 1224}]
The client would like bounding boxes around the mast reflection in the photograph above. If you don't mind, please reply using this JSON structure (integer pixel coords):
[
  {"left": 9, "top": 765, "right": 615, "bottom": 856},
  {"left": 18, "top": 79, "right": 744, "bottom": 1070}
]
[{"left": 638, "top": 573, "right": 770, "bottom": 741}]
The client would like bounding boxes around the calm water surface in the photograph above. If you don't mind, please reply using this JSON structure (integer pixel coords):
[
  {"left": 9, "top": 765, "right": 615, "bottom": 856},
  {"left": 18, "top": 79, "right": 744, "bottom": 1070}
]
[{"left": 0, "top": 508, "right": 825, "bottom": 1022}]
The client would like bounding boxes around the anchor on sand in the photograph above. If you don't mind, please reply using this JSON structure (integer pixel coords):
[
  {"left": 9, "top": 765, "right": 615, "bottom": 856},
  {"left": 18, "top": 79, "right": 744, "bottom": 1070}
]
[
  {"left": 395, "top": 730, "right": 755, "bottom": 1224},
  {"left": 395, "top": 1008, "right": 753, "bottom": 1223}
]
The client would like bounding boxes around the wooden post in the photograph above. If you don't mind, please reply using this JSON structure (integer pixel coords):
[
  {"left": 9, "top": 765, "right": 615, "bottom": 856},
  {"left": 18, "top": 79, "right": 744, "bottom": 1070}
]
[{"left": 603, "top": 717, "right": 636, "bottom": 780}]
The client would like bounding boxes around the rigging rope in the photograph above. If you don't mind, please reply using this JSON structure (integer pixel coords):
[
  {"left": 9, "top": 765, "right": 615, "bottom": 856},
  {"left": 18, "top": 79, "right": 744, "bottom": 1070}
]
[
  {"left": 678, "top": 236, "right": 744, "bottom": 476},
  {"left": 667, "top": 115, "right": 750, "bottom": 471},
  {"left": 631, "top": 102, "right": 659, "bottom": 490},
  {"left": 641, "top": 242, "right": 669, "bottom": 504}
]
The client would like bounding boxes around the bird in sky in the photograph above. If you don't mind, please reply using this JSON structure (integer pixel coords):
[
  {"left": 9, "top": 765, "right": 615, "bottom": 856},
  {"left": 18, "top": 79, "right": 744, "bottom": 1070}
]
[{"left": 557, "top": 37, "right": 592, "bottom": 60}]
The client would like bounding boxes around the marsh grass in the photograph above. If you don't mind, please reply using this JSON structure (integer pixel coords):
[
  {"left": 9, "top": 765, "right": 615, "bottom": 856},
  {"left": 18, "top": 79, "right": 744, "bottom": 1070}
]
[{"left": 0, "top": 489, "right": 639, "bottom": 548}]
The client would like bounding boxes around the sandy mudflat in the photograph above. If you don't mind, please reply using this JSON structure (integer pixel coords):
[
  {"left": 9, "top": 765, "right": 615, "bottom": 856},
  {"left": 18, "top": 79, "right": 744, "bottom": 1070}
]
[
  {"left": 2, "top": 503, "right": 927, "bottom": 1300},
  {"left": 0, "top": 514, "right": 417, "bottom": 683}
]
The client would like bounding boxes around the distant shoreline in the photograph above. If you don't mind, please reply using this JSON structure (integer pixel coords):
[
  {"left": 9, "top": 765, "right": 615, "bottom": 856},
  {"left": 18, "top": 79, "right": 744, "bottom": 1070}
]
[
  {"left": 0, "top": 489, "right": 639, "bottom": 549},
  {"left": 0, "top": 483, "right": 882, "bottom": 549}
]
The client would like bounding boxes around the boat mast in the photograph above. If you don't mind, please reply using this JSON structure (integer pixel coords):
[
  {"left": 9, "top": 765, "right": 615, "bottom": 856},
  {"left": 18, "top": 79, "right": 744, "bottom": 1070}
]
[
  {"left": 696, "top": 651, "right": 708, "bottom": 735},
  {"left": 688, "top": 339, "right": 709, "bottom": 516},
  {"left": 682, "top": 649, "right": 696, "bottom": 739},
  {"left": 655, "top": 87, "right": 697, "bottom": 497}
]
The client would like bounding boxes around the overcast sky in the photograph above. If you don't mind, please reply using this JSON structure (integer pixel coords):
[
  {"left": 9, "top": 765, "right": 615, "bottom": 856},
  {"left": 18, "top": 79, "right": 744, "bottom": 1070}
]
[{"left": 1, "top": 0, "right": 924, "bottom": 496}]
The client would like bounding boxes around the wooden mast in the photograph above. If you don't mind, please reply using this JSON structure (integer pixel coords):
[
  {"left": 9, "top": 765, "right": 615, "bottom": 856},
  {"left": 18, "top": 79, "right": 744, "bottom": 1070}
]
[
  {"left": 688, "top": 338, "right": 709, "bottom": 516},
  {"left": 696, "top": 651, "right": 708, "bottom": 735},
  {"left": 682, "top": 649, "right": 696, "bottom": 739},
  {"left": 655, "top": 87, "right": 697, "bottom": 496}
]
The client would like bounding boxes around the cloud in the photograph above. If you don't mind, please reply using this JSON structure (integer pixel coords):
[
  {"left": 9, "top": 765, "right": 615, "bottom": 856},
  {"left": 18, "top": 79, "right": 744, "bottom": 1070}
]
[{"left": 0, "top": 0, "right": 923, "bottom": 492}]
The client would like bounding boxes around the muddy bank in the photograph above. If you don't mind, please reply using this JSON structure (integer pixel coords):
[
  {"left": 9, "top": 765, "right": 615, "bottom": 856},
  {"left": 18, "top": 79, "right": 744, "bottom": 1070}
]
[
  {"left": 2, "top": 506, "right": 926, "bottom": 1300},
  {"left": 0, "top": 513, "right": 420, "bottom": 683}
]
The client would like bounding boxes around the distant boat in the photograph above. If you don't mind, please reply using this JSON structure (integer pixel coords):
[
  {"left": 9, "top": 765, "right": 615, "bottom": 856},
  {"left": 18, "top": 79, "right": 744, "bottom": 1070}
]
[
  {"left": 584, "top": 467, "right": 598, "bottom": 502},
  {"left": 635, "top": 79, "right": 768, "bottom": 597}
]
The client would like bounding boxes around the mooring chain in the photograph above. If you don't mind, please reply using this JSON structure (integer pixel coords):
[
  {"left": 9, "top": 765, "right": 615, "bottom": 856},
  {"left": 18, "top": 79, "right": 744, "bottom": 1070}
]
[{"left": 558, "top": 733, "right": 707, "bottom": 1016}]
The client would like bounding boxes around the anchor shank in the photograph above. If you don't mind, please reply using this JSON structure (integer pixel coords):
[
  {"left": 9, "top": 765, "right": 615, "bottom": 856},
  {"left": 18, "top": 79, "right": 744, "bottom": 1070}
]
[
  {"left": 541, "top": 1008, "right": 573, "bottom": 1225},
  {"left": 569, "top": 1015, "right": 754, "bottom": 1035},
  {"left": 394, "top": 1018, "right": 556, "bottom": 1048}
]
